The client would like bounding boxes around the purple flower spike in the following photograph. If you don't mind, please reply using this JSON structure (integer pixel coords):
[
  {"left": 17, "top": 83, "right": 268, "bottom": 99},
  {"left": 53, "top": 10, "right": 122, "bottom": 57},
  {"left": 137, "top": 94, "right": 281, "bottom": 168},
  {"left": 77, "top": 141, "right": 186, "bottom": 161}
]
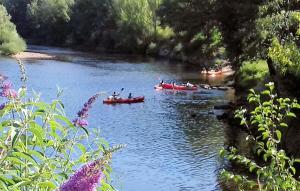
[
  {"left": 0, "top": 103, "right": 6, "bottom": 110},
  {"left": 73, "top": 93, "right": 100, "bottom": 127},
  {"left": 0, "top": 81, "right": 18, "bottom": 99},
  {"left": 73, "top": 118, "right": 88, "bottom": 127},
  {"left": 1, "top": 81, "right": 12, "bottom": 90},
  {"left": 7, "top": 89, "right": 17, "bottom": 98},
  {"left": 59, "top": 159, "right": 104, "bottom": 191}
]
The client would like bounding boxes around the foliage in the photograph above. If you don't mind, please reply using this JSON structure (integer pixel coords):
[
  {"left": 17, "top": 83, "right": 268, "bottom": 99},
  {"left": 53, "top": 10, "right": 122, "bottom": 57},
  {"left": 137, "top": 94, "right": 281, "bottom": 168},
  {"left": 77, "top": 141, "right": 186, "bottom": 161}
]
[
  {"left": 1, "top": 0, "right": 31, "bottom": 37},
  {"left": 156, "top": 26, "right": 174, "bottom": 41},
  {"left": 158, "top": 0, "right": 225, "bottom": 66},
  {"left": 237, "top": 60, "right": 269, "bottom": 89},
  {"left": 268, "top": 38, "right": 300, "bottom": 77},
  {"left": 0, "top": 62, "right": 120, "bottom": 190},
  {"left": 113, "top": 0, "right": 156, "bottom": 52},
  {"left": 220, "top": 82, "right": 300, "bottom": 191},
  {"left": 0, "top": 5, "right": 26, "bottom": 55},
  {"left": 69, "top": 0, "right": 115, "bottom": 48},
  {"left": 27, "top": 0, "right": 74, "bottom": 43}
]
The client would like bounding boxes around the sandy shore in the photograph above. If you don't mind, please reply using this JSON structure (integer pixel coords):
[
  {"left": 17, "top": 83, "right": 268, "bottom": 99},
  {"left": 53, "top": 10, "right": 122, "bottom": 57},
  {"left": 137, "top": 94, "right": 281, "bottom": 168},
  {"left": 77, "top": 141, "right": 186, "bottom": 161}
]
[{"left": 12, "top": 51, "right": 55, "bottom": 60}]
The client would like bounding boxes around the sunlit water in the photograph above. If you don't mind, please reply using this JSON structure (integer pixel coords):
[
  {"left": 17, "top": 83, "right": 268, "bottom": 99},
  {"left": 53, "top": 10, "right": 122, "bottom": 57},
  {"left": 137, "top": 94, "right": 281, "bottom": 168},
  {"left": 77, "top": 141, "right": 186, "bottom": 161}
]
[{"left": 0, "top": 46, "right": 235, "bottom": 191}]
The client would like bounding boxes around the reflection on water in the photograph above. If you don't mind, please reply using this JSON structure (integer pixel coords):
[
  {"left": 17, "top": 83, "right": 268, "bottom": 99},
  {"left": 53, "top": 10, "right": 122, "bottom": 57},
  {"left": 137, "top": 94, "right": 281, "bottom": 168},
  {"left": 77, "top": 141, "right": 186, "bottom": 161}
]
[{"left": 0, "top": 48, "right": 234, "bottom": 191}]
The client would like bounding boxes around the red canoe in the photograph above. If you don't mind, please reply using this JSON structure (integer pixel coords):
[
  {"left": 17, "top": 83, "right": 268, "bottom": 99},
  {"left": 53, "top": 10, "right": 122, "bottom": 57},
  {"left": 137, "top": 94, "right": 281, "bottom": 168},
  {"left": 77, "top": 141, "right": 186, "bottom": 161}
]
[
  {"left": 155, "top": 83, "right": 198, "bottom": 91},
  {"left": 103, "top": 96, "right": 145, "bottom": 104}
]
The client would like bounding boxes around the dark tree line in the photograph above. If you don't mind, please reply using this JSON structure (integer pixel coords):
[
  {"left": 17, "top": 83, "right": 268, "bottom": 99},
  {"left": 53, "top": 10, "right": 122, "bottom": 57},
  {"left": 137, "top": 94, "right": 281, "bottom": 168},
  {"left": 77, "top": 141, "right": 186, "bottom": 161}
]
[{"left": 2, "top": 0, "right": 300, "bottom": 94}]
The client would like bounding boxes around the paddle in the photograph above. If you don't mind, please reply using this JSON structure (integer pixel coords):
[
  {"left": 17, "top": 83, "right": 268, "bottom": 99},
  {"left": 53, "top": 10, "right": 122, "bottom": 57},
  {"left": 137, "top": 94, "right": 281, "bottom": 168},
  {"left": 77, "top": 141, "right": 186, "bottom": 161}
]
[{"left": 117, "top": 88, "right": 124, "bottom": 96}]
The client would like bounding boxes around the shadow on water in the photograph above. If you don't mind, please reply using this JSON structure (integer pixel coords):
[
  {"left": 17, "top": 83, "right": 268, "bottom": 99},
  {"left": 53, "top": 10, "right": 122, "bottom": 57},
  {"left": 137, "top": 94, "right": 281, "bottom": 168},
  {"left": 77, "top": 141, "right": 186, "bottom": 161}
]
[{"left": 0, "top": 46, "right": 238, "bottom": 191}]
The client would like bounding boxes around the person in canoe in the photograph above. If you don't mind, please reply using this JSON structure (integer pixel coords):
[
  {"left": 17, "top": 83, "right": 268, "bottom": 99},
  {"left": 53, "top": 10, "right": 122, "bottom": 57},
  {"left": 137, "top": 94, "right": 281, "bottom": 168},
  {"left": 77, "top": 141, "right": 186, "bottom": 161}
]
[
  {"left": 172, "top": 82, "right": 176, "bottom": 88},
  {"left": 158, "top": 80, "right": 164, "bottom": 87},
  {"left": 128, "top": 93, "right": 132, "bottom": 99},
  {"left": 185, "top": 82, "right": 193, "bottom": 87},
  {"left": 109, "top": 91, "right": 120, "bottom": 100}
]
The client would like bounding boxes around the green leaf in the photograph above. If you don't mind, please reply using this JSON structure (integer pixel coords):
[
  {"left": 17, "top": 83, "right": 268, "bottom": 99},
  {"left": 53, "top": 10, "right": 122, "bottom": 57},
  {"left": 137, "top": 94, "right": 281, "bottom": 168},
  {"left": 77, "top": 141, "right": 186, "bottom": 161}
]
[
  {"left": 80, "top": 126, "right": 89, "bottom": 136},
  {"left": 77, "top": 143, "right": 87, "bottom": 154},
  {"left": 10, "top": 180, "right": 32, "bottom": 189},
  {"left": 54, "top": 115, "right": 73, "bottom": 127},
  {"left": 28, "top": 123, "right": 45, "bottom": 144},
  {"left": 262, "top": 90, "right": 270, "bottom": 95},
  {"left": 249, "top": 164, "right": 256, "bottom": 172},
  {"left": 292, "top": 103, "right": 300, "bottom": 109},
  {"left": 276, "top": 130, "right": 282, "bottom": 141},
  {"left": 263, "top": 153, "right": 269, "bottom": 161},
  {"left": 38, "top": 181, "right": 57, "bottom": 189},
  {"left": 290, "top": 166, "right": 296, "bottom": 175},
  {"left": 6, "top": 156, "right": 25, "bottom": 166},
  {"left": 0, "top": 180, "right": 9, "bottom": 191},
  {"left": 287, "top": 112, "right": 296, "bottom": 118},
  {"left": 294, "top": 159, "right": 300, "bottom": 163},
  {"left": 249, "top": 89, "right": 255, "bottom": 94},
  {"left": 11, "top": 131, "right": 20, "bottom": 148},
  {"left": 0, "top": 175, "right": 15, "bottom": 186},
  {"left": 12, "top": 152, "right": 37, "bottom": 165},
  {"left": 28, "top": 150, "right": 45, "bottom": 161},
  {"left": 262, "top": 132, "right": 269, "bottom": 140},
  {"left": 280, "top": 123, "right": 288, "bottom": 128}
]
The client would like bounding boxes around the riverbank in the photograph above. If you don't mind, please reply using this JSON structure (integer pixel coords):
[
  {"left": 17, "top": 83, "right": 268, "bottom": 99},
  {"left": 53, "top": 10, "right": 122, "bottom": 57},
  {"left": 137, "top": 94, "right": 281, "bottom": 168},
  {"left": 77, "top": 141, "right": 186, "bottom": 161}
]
[{"left": 12, "top": 51, "right": 55, "bottom": 60}]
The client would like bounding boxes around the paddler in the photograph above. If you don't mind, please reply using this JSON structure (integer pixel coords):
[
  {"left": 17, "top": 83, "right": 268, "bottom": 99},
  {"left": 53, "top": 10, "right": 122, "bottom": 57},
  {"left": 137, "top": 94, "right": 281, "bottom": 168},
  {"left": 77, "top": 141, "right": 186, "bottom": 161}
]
[
  {"left": 159, "top": 80, "right": 164, "bottom": 87},
  {"left": 109, "top": 91, "right": 120, "bottom": 100}
]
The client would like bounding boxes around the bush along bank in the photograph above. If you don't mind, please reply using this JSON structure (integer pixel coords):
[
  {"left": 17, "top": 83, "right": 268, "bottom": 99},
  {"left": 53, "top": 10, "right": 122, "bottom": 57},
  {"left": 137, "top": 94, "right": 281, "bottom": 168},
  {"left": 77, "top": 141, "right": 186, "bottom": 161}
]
[
  {"left": 220, "top": 82, "right": 300, "bottom": 191},
  {"left": 0, "top": 5, "right": 26, "bottom": 55}
]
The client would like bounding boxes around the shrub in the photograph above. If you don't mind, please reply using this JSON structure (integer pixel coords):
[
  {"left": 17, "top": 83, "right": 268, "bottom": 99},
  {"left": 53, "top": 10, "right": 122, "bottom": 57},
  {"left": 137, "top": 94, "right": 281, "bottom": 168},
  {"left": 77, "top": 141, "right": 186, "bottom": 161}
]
[
  {"left": 146, "top": 42, "right": 158, "bottom": 55},
  {"left": 220, "top": 82, "right": 300, "bottom": 191},
  {"left": 0, "top": 5, "right": 26, "bottom": 55},
  {"left": 190, "top": 32, "right": 207, "bottom": 43},
  {"left": 0, "top": 60, "right": 120, "bottom": 190},
  {"left": 237, "top": 60, "right": 269, "bottom": 89},
  {"left": 113, "top": 0, "right": 154, "bottom": 51},
  {"left": 268, "top": 38, "right": 300, "bottom": 77},
  {"left": 156, "top": 26, "right": 174, "bottom": 41}
]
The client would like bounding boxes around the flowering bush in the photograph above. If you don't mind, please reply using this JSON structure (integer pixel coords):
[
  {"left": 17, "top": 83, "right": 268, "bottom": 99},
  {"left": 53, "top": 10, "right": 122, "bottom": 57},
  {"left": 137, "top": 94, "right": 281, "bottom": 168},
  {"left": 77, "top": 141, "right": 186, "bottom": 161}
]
[
  {"left": 220, "top": 82, "right": 300, "bottom": 191},
  {"left": 0, "top": 61, "right": 121, "bottom": 190}
]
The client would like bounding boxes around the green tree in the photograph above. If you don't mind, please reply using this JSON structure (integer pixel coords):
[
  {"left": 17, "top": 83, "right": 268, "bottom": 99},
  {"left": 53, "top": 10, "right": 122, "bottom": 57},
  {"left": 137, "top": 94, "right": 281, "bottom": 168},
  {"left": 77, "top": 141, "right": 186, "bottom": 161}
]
[
  {"left": 69, "top": 0, "right": 116, "bottom": 49},
  {"left": 0, "top": 5, "right": 26, "bottom": 55},
  {"left": 1, "top": 0, "right": 32, "bottom": 37},
  {"left": 27, "top": 0, "right": 74, "bottom": 44},
  {"left": 159, "top": 0, "right": 225, "bottom": 67},
  {"left": 215, "top": 0, "right": 261, "bottom": 63},
  {"left": 113, "top": 0, "right": 155, "bottom": 52}
]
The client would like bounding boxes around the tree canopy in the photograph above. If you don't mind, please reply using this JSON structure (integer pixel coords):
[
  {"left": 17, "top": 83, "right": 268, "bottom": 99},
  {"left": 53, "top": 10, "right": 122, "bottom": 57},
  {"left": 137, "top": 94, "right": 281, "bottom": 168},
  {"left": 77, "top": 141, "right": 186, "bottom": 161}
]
[
  {"left": 0, "top": 5, "right": 26, "bottom": 55},
  {"left": 1, "top": 0, "right": 300, "bottom": 92}
]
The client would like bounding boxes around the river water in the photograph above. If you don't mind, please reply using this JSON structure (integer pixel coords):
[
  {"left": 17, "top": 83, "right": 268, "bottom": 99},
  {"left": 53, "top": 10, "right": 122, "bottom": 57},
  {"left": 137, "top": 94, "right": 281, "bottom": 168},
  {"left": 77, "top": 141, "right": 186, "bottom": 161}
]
[{"left": 0, "top": 46, "right": 235, "bottom": 191}]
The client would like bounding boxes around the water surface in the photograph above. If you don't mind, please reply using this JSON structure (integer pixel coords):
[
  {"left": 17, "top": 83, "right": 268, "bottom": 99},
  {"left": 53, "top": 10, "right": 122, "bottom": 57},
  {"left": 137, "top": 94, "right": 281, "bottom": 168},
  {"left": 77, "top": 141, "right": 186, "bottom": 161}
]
[{"left": 0, "top": 47, "right": 234, "bottom": 191}]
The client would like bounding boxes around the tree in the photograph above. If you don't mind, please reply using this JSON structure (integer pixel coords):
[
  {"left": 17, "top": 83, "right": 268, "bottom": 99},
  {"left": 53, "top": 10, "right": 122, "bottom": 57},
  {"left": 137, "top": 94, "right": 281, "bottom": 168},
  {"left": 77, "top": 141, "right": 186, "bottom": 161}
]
[
  {"left": 0, "top": 5, "right": 26, "bottom": 55},
  {"left": 69, "top": 0, "right": 116, "bottom": 49},
  {"left": 27, "top": 0, "right": 74, "bottom": 44},
  {"left": 113, "top": 0, "right": 155, "bottom": 52},
  {"left": 159, "top": 0, "right": 225, "bottom": 68},
  {"left": 1, "top": 0, "right": 32, "bottom": 37}
]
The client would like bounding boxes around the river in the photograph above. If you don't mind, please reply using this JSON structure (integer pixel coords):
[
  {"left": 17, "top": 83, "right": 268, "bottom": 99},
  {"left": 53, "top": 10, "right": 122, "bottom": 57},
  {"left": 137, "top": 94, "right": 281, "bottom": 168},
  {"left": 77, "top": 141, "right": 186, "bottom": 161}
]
[{"left": 0, "top": 46, "right": 235, "bottom": 191}]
